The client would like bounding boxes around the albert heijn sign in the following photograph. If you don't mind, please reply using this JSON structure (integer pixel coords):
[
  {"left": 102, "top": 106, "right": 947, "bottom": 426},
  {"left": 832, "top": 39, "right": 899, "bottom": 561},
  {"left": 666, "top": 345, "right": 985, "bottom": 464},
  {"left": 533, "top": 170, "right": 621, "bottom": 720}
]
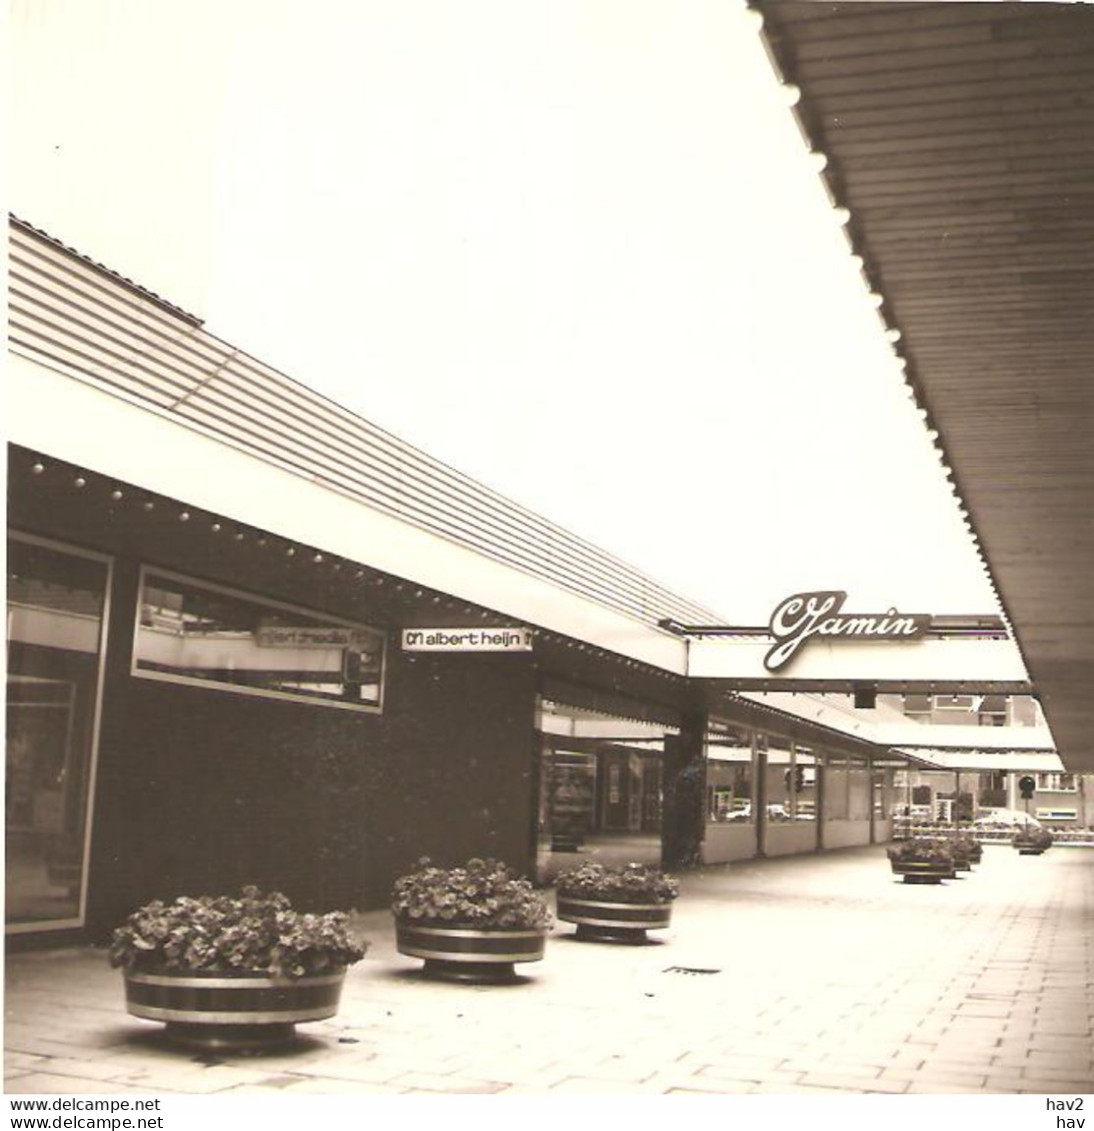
[
  {"left": 402, "top": 627, "right": 535, "bottom": 653},
  {"left": 765, "top": 590, "right": 930, "bottom": 672}
]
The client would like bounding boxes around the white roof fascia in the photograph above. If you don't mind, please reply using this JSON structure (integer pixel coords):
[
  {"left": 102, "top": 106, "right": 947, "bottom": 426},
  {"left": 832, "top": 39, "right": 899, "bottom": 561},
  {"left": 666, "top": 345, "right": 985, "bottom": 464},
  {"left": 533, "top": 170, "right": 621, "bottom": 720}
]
[{"left": 7, "top": 350, "right": 688, "bottom": 673}]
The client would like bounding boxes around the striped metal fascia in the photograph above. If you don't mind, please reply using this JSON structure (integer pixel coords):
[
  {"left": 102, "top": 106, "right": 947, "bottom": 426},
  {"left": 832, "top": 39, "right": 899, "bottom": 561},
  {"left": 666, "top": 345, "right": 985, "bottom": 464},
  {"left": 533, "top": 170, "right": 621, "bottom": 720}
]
[{"left": 7, "top": 217, "right": 720, "bottom": 630}]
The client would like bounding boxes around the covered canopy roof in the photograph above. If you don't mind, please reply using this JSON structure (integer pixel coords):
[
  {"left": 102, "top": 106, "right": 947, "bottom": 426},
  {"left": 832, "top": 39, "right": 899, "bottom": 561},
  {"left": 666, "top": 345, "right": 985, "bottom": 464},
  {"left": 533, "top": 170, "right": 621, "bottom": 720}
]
[{"left": 756, "top": 1, "right": 1094, "bottom": 771}]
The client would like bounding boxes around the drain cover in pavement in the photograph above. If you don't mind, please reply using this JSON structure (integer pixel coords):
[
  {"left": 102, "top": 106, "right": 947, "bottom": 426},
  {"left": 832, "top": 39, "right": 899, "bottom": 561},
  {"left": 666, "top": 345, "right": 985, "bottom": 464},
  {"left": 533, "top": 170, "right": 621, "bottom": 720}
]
[{"left": 663, "top": 966, "right": 721, "bottom": 976}]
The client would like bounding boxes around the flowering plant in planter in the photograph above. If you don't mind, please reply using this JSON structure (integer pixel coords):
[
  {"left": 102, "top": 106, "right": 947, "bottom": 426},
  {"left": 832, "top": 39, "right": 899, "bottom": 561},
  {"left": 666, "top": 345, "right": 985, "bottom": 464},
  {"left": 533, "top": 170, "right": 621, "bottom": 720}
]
[
  {"left": 555, "top": 861, "right": 679, "bottom": 904},
  {"left": 109, "top": 886, "right": 367, "bottom": 1051},
  {"left": 887, "top": 838, "right": 956, "bottom": 885},
  {"left": 109, "top": 886, "right": 367, "bottom": 977},
  {"left": 1013, "top": 826, "right": 1053, "bottom": 852},
  {"left": 886, "top": 838, "right": 955, "bottom": 866},
  {"left": 555, "top": 862, "right": 679, "bottom": 943},
  {"left": 391, "top": 857, "right": 552, "bottom": 930},
  {"left": 392, "top": 858, "right": 551, "bottom": 982},
  {"left": 949, "top": 832, "right": 982, "bottom": 862}
]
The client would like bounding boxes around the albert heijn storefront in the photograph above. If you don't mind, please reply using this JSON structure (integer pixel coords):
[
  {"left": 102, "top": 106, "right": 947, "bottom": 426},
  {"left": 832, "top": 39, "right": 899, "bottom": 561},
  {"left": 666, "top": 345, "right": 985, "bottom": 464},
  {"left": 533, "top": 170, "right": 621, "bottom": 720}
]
[{"left": 6, "top": 217, "right": 906, "bottom": 947}]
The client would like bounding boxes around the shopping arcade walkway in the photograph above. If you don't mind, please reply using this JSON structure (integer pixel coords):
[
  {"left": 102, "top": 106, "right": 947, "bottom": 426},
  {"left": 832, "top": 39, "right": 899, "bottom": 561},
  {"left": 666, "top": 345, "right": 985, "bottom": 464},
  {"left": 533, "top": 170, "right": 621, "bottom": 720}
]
[{"left": 5, "top": 845, "right": 1093, "bottom": 1096}]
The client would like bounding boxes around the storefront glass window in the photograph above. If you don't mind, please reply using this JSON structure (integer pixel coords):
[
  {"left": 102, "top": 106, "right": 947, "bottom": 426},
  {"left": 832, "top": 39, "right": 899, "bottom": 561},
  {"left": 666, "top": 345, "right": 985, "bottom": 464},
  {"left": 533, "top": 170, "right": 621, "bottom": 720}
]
[
  {"left": 1037, "top": 772, "right": 1077, "bottom": 792},
  {"left": 706, "top": 723, "right": 752, "bottom": 824},
  {"left": 874, "top": 768, "right": 893, "bottom": 818},
  {"left": 849, "top": 760, "right": 872, "bottom": 821},
  {"left": 6, "top": 534, "right": 110, "bottom": 928},
  {"left": 825, "top": 757, "right": 850, "bottom": 820},
  {"left": 133, "top": 568, "right": 385, "bottom": 710},
  {"left": 793, "top": 746, "right": 817, "bottom": 822},
  {"left": 535, "top": 699, "right": 670, "bottom": 882},
  {"left": 767, "top": 736, "right": 795, "bottom": 823}
]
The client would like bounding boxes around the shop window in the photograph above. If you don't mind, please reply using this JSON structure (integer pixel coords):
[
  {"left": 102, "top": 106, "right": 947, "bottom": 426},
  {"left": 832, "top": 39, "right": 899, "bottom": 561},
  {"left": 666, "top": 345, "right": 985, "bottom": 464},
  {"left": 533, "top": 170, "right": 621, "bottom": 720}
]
[
  {"left": 825, "top": 758, "right": 850, "bottom": 820},
  {"left": 767, "top": 736, "right": 794, "bottom": 822},
  {"left": 903, "top": 694, "right": 932, "bottom": 719},
  {"left": 132, "top": 568, "right": 385, "bottom": 711},
  {"left": 873, "top": 768, "right": 895, "bottom": 820},
  {"left": 1036, "top": 772, "right": 1077, "bottom": 793},
  {"left": 792, "top": 746, "right": 817, "bottom": 823},
  {"left": 6, "top": 533, "right": 111, "bottom": 930},
  {"left": 534, "top": 698, "right": 670, "bottom": 882},
  {"left": 706, "top": 723, "right": 753, "bottom": 824},
  {"left": 848, "top": 762, "right": 872, "bottom": 821}
]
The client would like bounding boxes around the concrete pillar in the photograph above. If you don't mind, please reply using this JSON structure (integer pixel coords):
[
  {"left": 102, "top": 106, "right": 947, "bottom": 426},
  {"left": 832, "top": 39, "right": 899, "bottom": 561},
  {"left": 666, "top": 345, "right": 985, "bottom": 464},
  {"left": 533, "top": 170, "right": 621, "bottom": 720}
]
[
  {"left": 755, "top": 732, "right": 768, "bottom": 858},
  {"left": 789, "top": 742, "right": 798, "bottom": 820},
  {"left": 661, "top": 711, "right": 707, "bottom": 870},
  {"left": 869, "top": 765, "right": 878, "bottom": 845}
]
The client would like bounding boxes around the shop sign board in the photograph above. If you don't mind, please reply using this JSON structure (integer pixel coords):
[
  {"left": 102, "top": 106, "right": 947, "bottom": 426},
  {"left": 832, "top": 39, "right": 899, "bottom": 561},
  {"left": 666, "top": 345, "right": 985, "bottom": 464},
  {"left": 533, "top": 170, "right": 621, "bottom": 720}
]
[
  {"left": 256, "top": 625, "right": 378, "bottom": 650},
  {"left": 402, "top": 627, "right": 534, "bottom": 652},
  {"left": 765, "top": 590, "right": 930, "bottom": 672}
]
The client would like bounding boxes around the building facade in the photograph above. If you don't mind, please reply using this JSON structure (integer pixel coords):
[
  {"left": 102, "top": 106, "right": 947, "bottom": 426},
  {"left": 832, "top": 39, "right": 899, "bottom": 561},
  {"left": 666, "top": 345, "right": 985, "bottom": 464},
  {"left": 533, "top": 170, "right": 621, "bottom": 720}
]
[{"left": 2, "top": 217, "right": 970, "bottom": 946}]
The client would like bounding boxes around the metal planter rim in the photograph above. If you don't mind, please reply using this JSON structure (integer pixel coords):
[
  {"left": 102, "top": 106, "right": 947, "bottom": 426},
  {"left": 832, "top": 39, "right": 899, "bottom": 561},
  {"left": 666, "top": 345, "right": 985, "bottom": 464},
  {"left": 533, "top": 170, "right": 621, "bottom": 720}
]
[
  {"left": 393, "top": 923, "right": 548, "bottom": 939},
  {"left": 556, "top": 897, "right": 674, "bottom": 912}
]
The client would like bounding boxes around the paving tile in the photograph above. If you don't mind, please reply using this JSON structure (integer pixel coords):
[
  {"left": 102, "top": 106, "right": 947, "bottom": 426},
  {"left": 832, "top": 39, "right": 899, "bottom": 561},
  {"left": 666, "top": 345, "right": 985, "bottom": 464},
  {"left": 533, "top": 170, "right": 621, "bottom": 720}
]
[
  {"left": 1005, "top": 1077, "right": 1094, "bottom": 1095},
  {"left": 906, "top": 1081, "right": 986, "bottom": 1095},
  {"left": 7, "top": 1073, "right": 175, "bottom": 1094},
  {"left": 795, "top": 1071, "right": 891, "bottom": 1093},
  {"left": 548, "top": 1076, "right": 659, "bottom": 1094},
  {"left": 228, "top": 1078, "right": 406, "bottom": 1095},
  {"left": 892, "top": 1067, "right": 990, "bottom": 1089},
  {"left": 383, "top": 1072, "right": 506, "bottom": 1093},
  {"left": 1026, "top": 1051, "right": 1094, "bottom": 1073}
]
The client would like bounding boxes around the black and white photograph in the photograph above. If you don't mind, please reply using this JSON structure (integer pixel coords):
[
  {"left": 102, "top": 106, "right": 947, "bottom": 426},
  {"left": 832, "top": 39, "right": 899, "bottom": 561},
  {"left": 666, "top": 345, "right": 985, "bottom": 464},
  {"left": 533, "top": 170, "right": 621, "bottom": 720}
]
[{"left": 4, "top": 1, "right": 1093, "bottom": 1125}]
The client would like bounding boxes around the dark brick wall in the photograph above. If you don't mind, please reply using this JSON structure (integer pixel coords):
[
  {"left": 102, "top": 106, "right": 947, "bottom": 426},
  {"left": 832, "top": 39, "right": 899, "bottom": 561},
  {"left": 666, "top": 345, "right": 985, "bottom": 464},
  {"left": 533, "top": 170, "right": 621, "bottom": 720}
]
[{"left": 9, "top": 449, "right": 539, "bottom": 939}]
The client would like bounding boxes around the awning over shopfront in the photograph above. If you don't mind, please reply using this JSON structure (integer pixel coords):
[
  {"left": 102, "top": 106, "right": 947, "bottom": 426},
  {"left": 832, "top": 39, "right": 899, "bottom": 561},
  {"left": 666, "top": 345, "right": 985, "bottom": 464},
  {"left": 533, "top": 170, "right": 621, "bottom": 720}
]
[
  {"left": 753, "top": 1, "right": 1094, "bottom": 770},
  {"left": 897, "top": 748, "right": 1066, "bottom": 774}
]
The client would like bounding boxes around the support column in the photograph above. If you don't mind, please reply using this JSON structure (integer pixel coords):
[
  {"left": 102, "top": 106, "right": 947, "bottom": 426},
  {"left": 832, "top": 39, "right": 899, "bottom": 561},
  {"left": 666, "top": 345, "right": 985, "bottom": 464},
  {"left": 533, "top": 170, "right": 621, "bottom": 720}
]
[
  {"left": 755, "top": 732, "right": 768, "bottom": 858},
  {"left": 869, "top": 764, "right": 877, "bottom": 845},
  {"left": 815, "top": 755, "right": 825, "bottom": 851},
  {"left": 789, "top": 743, "right": 798, "bottom": 820},
  {"left": 662, "top": 712, "right": 707, "bottom": 870}
]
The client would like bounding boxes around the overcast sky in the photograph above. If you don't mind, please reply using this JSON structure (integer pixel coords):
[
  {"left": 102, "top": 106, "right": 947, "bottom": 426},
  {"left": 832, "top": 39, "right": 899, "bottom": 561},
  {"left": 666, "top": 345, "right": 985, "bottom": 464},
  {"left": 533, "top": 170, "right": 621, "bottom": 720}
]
[{"left": 10, "top": 0, "right": 1000, "bottom": 622}]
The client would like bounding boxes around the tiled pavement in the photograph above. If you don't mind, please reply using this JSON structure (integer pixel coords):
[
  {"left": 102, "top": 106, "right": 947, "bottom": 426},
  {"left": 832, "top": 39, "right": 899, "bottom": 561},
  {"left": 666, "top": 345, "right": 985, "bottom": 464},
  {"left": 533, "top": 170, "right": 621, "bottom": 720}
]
[{"left": 5, "top": 844, "right": 1094, "bottom": 1096}]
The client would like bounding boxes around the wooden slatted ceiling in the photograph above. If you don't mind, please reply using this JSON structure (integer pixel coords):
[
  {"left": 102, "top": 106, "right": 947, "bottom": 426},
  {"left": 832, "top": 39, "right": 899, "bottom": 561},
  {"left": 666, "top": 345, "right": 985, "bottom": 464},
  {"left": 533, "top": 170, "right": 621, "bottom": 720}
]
[
  {"left": 757, "top": 1, "right": 1094, "bottom": 771},
  {"left": 8, "top": 217, "right": 719, "bottom": 631}
]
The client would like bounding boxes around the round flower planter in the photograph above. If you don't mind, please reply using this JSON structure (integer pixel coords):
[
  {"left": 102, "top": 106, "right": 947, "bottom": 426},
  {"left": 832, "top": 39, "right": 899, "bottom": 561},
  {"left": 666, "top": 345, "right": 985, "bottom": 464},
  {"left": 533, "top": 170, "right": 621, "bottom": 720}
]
[
  {"left": 889, "top": 859, "right": 951, "bottom": 884},
  {"left": 122, "top": 968, "right": 347, "bottom": 1051},
  {"left": 556, "top": 895, "right": 673, "bottom": 943},
  {"left": 394, "top": 920, "right": 546, "bottom": 983}
]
